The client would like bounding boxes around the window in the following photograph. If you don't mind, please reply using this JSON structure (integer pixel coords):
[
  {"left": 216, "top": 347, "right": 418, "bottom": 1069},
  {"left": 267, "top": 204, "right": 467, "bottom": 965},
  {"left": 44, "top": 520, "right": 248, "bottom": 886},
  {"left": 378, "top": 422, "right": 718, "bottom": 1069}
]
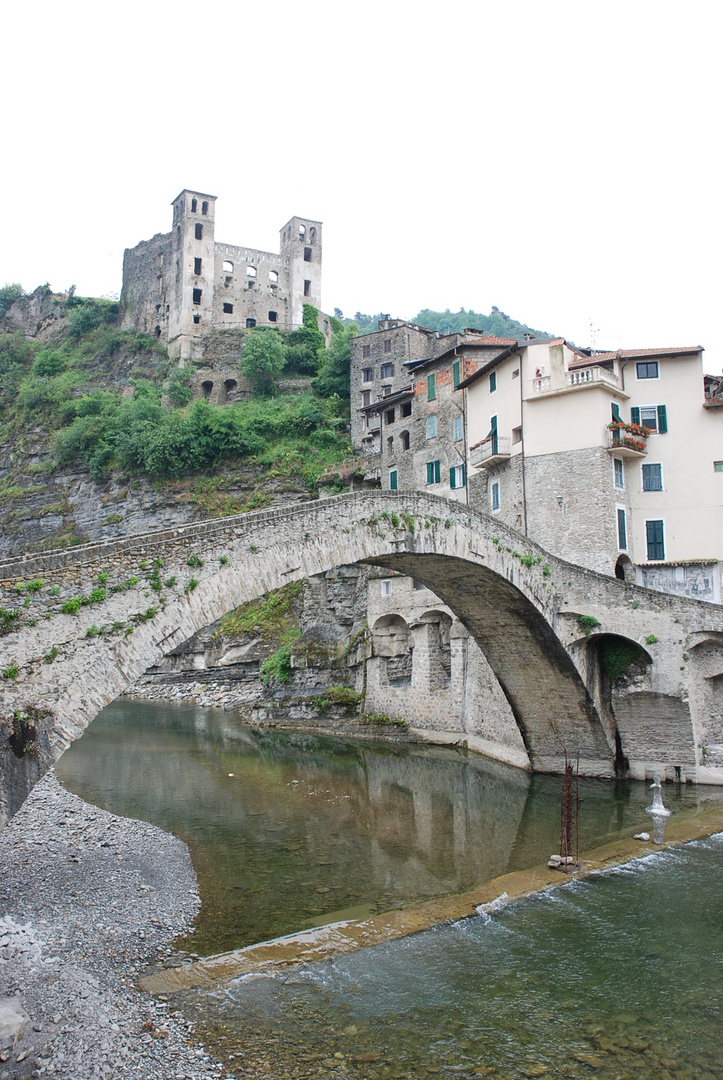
[
  {"left": 450, "top": 463, "right": 466, "bottom": 489},
  {"left": 201, "top": 201, "right": 208, "bottom": 215},
  {"left": 380, "top": 363, "right": 394, "bottom": 379},
  {"left": 246, "top": 266, "right": 257, "bottom": 278},
  {"left": 194, "top": 257, "right": 202, "bottom": 275},
  {"left": 191, "top": 198, "right": 197, "bottom": 212},
  {"left": 413, "top": 579, "right": 428, "bottom": 590},
  {"left": 362, "top": 390, "right": 371, "bottom": 407},
  {"left": 617, "top": 507, "right": 627, "bottom": 550},
  {"left": 401, "top": 431, "right": 410, "bottom": 450},
  {"left": 304, "top": 280, "right": 311, "bottom": 296},
  {"left": 631, "top": 405, "right": 667, "bottom": 433},
  {"left": 194, "top": 223, "right": 203, "bottom": 240},
  {"left": 269, "top": 270, "right": 279, "bottom": 284},
  {"left": 611, "top": 402, "right": 621, "bottom": 423},
  {"left": 299, "top": 224, "right": 306, "bottom": 238},
  {"left": 303, "top": 246, "right": 312, "bottom": 262},
  {"left": 452, "top": 360, "right": 461, "bottom": 388},
  {"left": 384, "top": 339, "right": 392, "bottom": 354},
  {"left": 642, "top": 463, "right": 663, "bottom": 491},
  {"left": 268, "top": 310, "right": 277, "bottom": 322},
  {"left": 362, "top": 367, "right": 373, "bottom": 382},
  {"left": 646, "top": 519, "right": 665, "bottom": 560},
  {"left": 453, "top": 416, "right": 463, "bottom": 442},
  {"left": 491, "top": 482, "right": 500, "bottom": 510},
  {"left": 402, "top": 401, "right": 412, "bottom": 417},
  {"left": 427, "top": 373, "right": 436, "bottom": 400},
  {"left": 426, "top": 415, "right": 437, "bottom": 439},
  {"left": 614, "top": 458, "right": 624, "bottom": 488},
  {"left": 715, "top": 461, "right": 723, "bottom": 472},
  {"left": 387, "top": 436, "right": 394, "bottom": 454},
  {"left": 426, "top": 460, "right": 441, "bottom": 485},
  {"left": 223, "top": 302, "right": 233, "bottom": 314},
  {"left": 222, "top": 260, "right": 233, "bottom": 274},
  {"left": 385, "top": 408, "right": 395, "bottom": 424},
  {"left": 636, "top": 361, "right": 659, "bottom": 379},
  {"left": 512, "top": 425, "right": 522, "bottom": 444},
  {"left": 362, "top": 344, "right": 371, "bottom": 359},
  {"left": 389, "top": 470, "right": 398, "bottom": 491},
  {"left": 512, "top": 368, "right": 520, "bottom": 379},
  {"left": 192, "top": 288, "right": 202, "bottom": 305},
  {"left": 383, "top": 386, "right": 392, "bottom": 397},
  {"left": 246, "top": 318, "right": 256, "bottom": 328},
  {"left": 193, "top": 315, "right": 200, "bottom": 324},
  {"left": 489, "top": 370, "right": 497, "bottom": 393}
]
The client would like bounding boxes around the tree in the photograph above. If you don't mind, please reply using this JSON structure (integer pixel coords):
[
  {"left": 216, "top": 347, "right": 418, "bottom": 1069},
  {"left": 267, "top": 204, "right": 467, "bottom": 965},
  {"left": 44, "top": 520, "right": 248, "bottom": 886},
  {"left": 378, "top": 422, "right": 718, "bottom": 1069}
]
[
  {"left": 240, "top": 327, "right": 286, "bottom": 396},
  {"left": 312, "top": 320, "right": 356, "bottom": 402},
  {"left": 0, "top": 283, "right": 23, "bottom": 319},
  {"left": 284, "top": 304, "right": 326, "bottom": 375}
]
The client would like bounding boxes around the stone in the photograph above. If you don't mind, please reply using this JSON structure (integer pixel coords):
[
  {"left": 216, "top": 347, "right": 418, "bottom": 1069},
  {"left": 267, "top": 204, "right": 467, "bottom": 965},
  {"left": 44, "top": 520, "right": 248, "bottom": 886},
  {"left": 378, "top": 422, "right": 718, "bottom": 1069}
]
[
  {"left": 633, "top": 832, "right": 651, "bottom": 841},
  {"left": 0, "top": 998, "right": 27, "bottom": 1049}
]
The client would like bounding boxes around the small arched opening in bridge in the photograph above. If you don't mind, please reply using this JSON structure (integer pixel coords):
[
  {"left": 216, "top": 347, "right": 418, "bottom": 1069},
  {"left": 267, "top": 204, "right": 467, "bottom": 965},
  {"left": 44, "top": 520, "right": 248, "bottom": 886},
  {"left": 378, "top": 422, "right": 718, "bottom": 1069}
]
[
  {"left": 414, "top": 610, "right": 452, "bottom": 689},
  {"left": 201, "top": 380, "right": 214, "bottom": 399},
  {"left": 222, "top": 378, "right": 238, "bottom": 403},
  {"left": 584, "top": 633, "right": 652, "bottom": 775},
  {"left": 614, "top": 554, "right": 635, "bottom": 582},
  {"left": 372, "top": 614, "right": 413, "bottom": 687},
  {"left": 687, "top": 635, "right": 723, "bottom": 769}
]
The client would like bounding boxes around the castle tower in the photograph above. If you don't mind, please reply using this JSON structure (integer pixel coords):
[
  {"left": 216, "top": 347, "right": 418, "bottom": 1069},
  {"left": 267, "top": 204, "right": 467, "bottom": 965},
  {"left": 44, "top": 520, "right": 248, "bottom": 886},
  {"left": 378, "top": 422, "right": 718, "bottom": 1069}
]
[
  {"left": 280, "top": 216, "right": 322, "bottom": 327},
  {"left": 169, "top": 189, "right": 217, "bottom": 360}
]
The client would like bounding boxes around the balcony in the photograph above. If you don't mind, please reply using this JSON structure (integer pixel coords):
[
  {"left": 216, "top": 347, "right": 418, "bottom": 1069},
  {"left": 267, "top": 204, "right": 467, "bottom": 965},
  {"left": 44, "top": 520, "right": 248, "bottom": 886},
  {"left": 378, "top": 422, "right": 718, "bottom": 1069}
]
[
  {"left": 531, "top": 366, "right": 621, "bottom": 396},
  {"left": 607, "top": 422, "right": 649, "bottom": 458},
  {"left": 471, "top": 435, "right": 511, "bottom": 469}
]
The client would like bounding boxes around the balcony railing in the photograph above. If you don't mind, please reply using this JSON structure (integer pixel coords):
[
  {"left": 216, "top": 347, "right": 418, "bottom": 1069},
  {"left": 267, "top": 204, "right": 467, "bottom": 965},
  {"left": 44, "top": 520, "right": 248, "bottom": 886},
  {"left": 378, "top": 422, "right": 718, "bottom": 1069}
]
[
  {"left": 470, "top": 435, "right": 511, "bottom": 469},
  {"left": 607, "top": 423, "right": 649, "bottom": 458},
  {"left": 531, "top": 367, "right": 620, "bottom": 394}
]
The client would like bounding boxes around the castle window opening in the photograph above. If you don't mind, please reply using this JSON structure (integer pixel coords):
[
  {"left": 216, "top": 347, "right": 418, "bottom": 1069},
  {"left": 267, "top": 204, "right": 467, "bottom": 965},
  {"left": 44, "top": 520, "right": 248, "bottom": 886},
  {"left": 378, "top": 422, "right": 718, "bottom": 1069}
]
[
  {"left": 222, "top": 260, "right": 234, "bottom": 274},
  {"left": 247, "top": 266, "right": 257, "bottom": 278},
  {"left": 223, "top": 302, "right": 234, "bottom": 314},
  {"left": 268, "top": 310, "right": 277, "bottom": 322},
  {"left": 401, "top": 430, "right": 410, "bottom": 450},
  {"left": 194, "top": 257, "right": 202, "bottom": 275},
  {"left": 201, "top": 201, "right": 208, "bottom": 215},
  {"left": 269, "top": 270, "right": 279, "bottom": 284},
  {"left": 304, "top": 279, "right": 311, "bottom": 296},
  {"left": 402, "top": 401, "right": 412, "bottom": 417},
  {"left": 223, "top": 378, "right": 237, "bottom": 402},
  {"left": 193, "top": 315, "right": 201, "bottom": 324},
  {"left": 156, "top": 304, "right": 162, "bottom": 314},
  {"left": 201, "top": 380, "right": 213, "bottom": 399},
  {"left": 195, "top": 223, "right": 203, "bottom": 240},
  {"left": 154, "top": 325, "right": 161, "bottom": 337},
  {"left": 387, "top": 435, "right": 394, "bottom": 453},
  {"left": 383, "top": 339, "right": 392, "bottom": 354},
  {"left": 309, "top": 226, "right": 316, "bottom": 240},
  {"left": 157, "top": 276, "right": 163, "bottom": 293},
  {"left": 246, "top": 318, "right": 256, "bottom": 328},
  {"left": 191, "top": 198, "right": 198, "bottom": 212},
  {"left": 385, "top": 408, "right": 396, "bottom": 425},
  {"left": 299, "top": 224, "right": 306, "bottom": 238},
  {"left": 303, "top": 246, "right": 312, "bottom": 262},
  {"left": 192, "top": 288, "right": 202, "bottom": 305}
]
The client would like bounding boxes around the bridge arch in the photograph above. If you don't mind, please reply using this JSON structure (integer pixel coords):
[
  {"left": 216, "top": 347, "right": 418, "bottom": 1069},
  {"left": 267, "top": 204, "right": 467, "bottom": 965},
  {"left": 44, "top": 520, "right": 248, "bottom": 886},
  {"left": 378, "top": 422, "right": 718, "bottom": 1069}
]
[{"left": 1, "top": 490, "right": 720, "bottom": 824}]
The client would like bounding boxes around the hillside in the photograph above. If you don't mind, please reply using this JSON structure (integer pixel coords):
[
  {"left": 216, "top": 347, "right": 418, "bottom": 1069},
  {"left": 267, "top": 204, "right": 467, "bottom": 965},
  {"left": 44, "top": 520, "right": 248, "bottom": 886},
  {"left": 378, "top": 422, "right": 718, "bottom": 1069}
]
[{"left": 342, "top": 306, "right": 551, "bottom": 340}]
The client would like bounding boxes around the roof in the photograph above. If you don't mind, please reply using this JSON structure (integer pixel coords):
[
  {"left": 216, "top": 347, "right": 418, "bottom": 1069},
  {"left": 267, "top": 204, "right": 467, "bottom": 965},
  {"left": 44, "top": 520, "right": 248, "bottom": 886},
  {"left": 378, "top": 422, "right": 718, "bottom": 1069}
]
[
  {"left": 172, "top": 189, "right": 217, "bottom": 203},
  {"left": 568, "top": 346, "right": 703, "bottom": 369},
  {"left": 456, "top": 345, "right": 520, "bottom": 389},
  {"left": 359, "top": 385, "right": 414, "bottom": 412},
  {"left": 405, "top": 337, "right": 519, "bottom": 374}
]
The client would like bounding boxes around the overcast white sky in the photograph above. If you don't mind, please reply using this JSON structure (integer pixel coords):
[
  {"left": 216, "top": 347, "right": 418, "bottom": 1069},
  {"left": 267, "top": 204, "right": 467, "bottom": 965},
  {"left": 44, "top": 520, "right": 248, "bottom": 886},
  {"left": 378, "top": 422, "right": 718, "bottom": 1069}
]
[{"left": 2, "top": 1, "right": 721, "bottom": 367}]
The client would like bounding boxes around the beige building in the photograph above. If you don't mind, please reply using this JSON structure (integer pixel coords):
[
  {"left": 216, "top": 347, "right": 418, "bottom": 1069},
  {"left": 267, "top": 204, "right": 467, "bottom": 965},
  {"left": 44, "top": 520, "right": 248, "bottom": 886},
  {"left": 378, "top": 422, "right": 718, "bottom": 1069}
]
[{"left": 461, "top": 340, "right": 722, "bottom": 602}]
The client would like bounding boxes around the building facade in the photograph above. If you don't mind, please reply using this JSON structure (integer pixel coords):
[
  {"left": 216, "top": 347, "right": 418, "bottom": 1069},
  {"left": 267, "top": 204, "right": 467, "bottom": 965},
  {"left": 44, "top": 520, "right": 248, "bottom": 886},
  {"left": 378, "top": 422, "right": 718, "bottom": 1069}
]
[{"left": 120, "top": 190, "right": 322, "bottom": 360}]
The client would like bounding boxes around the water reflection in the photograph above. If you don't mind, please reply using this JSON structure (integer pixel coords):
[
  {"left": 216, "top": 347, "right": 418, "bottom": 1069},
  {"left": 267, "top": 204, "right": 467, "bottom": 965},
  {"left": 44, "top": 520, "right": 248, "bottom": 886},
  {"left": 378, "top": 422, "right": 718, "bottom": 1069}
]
[{"left": 56, "top": 699, "right": 721, "bottom": 955}]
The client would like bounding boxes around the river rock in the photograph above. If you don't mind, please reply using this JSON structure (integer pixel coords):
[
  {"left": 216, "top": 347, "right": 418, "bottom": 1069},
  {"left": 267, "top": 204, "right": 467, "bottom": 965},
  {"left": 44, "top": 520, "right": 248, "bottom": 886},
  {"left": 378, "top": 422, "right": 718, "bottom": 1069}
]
[{"left": 0, "top": 997, "right": 27, "bottom": 1049}]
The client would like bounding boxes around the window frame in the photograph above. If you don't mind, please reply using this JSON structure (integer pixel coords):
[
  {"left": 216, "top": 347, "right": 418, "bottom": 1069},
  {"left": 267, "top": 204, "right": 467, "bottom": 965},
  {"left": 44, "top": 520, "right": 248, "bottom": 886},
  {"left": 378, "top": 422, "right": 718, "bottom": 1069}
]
[
  {"left": 489, "top": 370, "right": 497, "bottom": 394},
  {"left": 491, "top": 481, "right": 500, "bottom": 511},
  {"left": 427, "top": 373, "right": 436, "bottom": 401},
  {"left": 452, "top": 359, "right": 461, "bottom": 388},
  {"left": 641, "top": 462, "right": 663, "bottom": 492},
  {"left": 453, "top": 415, "right": 463, "bottom": 442},
  {"left": 380, "top": 362, "right": 395, "bottom": 379},
  {"left": 426, "top": 415, "right": 437, "bottom": 440},
  {"left": 449, "top": 463, "right": 466, "bottom": 489},
  {"left": 426, "top": 459, "right": 441, "bottom": 485},
  {"left": 381, "top": 579, "right": 392, "bottom": 597},
  {"left": 613, "top": 457, "right": 624, "bottom": 489},
  {"left": 389, "top": 469, "right": 398, "bottom": 491},
  {"left": 645, "top": 518, "right": 665, "bottom": 561},
  {"left": 616, "top": 506, "right": 627, "bottom": 551},
  {"left": 362, "top": 367, "right": 373, "bottom": 383},
  {"left": 636, "top": 361, "right": 659, "bottom": 380}
]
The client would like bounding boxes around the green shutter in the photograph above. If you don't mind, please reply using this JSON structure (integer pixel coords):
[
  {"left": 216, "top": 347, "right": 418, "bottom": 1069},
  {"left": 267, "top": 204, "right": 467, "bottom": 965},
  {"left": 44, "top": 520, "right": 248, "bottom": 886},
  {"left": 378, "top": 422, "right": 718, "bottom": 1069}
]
[
  {"left": 434, "top": 460, "right": 440, "bottom": 484},
  {"left": 452, "top": 360, "right": 460, "bottom": 388},
  {"left": 657, "top": 404, "right": 667, "bottom": 433},
  {"left": 449, "top": 466, "right": 456, "bottom": 489},
  {"left": 630, "top": 407, "right": 640, "bottom": 425},
  {"left": 426, "top": 461, "right": 433, "bottom": 485},
  {"left": 427, "top": 373, "right": 436, "bottom": 400},
  {"left": 389, "top": 470, "right": 398, "bottom": 490},
  {"left": 460, "top": 463, "right": 466, "bottom": 487},
  {"left": 611, "top": 402, "right": 621, "bottom": 422}
]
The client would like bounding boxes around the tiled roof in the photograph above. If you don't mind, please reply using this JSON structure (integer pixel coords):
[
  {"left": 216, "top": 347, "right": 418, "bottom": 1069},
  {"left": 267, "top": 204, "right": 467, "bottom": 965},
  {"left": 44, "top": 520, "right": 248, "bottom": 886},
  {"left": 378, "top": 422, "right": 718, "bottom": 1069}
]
[{"left": 568, "top": 346, "right": 703, "bottom": 369}]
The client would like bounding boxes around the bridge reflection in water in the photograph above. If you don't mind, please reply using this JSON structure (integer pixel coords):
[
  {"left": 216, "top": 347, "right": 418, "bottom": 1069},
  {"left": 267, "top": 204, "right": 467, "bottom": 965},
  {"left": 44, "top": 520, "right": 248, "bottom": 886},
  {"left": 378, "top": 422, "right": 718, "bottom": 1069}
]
[{"left": 55, "top": 699, "right": 717, "bottom": 956}]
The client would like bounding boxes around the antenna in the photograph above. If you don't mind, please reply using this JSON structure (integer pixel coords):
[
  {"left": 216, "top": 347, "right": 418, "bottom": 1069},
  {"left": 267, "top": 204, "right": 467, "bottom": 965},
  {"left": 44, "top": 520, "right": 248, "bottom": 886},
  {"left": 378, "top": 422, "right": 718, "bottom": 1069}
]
[{"left": 589, "top": 318, "right": 600, "bottom": 356}]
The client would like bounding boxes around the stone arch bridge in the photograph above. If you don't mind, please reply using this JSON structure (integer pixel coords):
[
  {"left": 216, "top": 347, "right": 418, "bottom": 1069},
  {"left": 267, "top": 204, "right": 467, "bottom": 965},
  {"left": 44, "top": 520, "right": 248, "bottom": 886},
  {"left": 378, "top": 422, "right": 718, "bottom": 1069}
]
[{"left": 1, "top": 491, "right": 722, "bottom": 826}]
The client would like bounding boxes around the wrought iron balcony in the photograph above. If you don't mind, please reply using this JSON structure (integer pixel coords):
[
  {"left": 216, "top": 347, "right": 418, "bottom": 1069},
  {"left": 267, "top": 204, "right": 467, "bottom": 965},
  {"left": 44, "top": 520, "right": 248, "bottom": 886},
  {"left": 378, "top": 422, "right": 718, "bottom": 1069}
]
[{"left": 470, "top": 435, "right": 511, "bottom": 469}]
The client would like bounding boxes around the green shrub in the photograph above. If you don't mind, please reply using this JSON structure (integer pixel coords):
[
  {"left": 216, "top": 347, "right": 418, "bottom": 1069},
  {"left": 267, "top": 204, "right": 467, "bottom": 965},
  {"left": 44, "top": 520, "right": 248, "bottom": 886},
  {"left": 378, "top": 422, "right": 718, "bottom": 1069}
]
[
  {"left": 2, "top": 664, "right": 18, "bottom": 680},
  {"left": 26, "top": 579, "right": 44, "bottom": 593},
  {"left": 645, "top": 634, "right": 659, "bottom": 645},
  {"left": 186, "top": 554, "right": 204, "bottom": 568},
  {"left": 43, "top": 646, "right": 59, "bottom": 663},
  {"left": 577, "top": 615, "right": 601, "bottom": 635},
  {"left": 61, "top": 598, "right": 82, "bottom": 615},
  {"left": 185, "top": 578, "right": 200, "bottom": 593},
  {"left": 599, "top": 639, "right": 640, "bottom": 680}
]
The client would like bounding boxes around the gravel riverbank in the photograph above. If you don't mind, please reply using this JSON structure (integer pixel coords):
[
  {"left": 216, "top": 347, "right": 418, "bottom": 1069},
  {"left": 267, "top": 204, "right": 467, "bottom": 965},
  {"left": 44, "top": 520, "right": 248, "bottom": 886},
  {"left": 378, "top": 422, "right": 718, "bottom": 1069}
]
[{"left": 0, "top": 771, "right": 228, "bottom": 1080}]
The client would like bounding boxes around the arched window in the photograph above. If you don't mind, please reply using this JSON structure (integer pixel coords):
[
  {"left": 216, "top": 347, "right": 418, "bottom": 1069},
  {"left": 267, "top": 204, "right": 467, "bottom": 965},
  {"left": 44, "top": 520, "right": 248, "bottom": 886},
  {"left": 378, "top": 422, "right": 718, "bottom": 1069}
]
[
  {"left": 401, "top": 430, "right": 410, "bottom": 451},
  {"left": 191, "top": 198, "right": 197, "bottom": 212},
  {"left": 222, "top": 260, "right": 234, "bottom": 274},
  {"left": 246, "top": 266, "right": 257, "bottom": 278},
  {"left": 269, "top": 270, "right": 279, "bottom": 284},
  {"left": 201, "top": 380, "right": 213, "bottom": 399}
]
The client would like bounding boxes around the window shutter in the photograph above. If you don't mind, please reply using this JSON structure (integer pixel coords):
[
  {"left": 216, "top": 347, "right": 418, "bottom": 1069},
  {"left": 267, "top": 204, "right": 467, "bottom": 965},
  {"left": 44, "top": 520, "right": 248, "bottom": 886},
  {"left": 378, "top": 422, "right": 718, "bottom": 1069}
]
[
  {"left": 427, "top": 374, "right": 436, "bottom": 400},
  {"left": 434, "top": 460, "right": 440, "bottom": 484},
  {"left": 452, "top": 360, "right": 460, "bottom": 388},
  {"left": 390, "top": 471, "right": 398, "bottom": 490},
  {"left": 657, "top": 405, "right": 667, "bottom": 433},
  {"left": 426, "top": 461, "right": 433, "bottom": 485},
  {"left": 611, "top": 402, "right": 621, "bottom": 422},
  {"left": 460, "top": 463, "right": 466, "bottom": 487},
  {"left": 630, "top": 407, "right": 640, "bottom": 425},
  {"left": 449, "top": 467, "right": 456, "bottom": 489}
]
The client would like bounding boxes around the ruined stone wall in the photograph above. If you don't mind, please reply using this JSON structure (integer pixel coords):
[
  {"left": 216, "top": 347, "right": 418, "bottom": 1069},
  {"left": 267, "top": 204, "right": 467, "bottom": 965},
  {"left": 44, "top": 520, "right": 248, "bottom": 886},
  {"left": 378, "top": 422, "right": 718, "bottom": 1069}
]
[
  {"left": 3, "top": 286, "right": 69, "bottom": 343},
  {"left": 212, "top": 244, "right": 291, "bottom": 332},
  {"left": 119, "top": 232, "right": 172, "bottom": 338}
]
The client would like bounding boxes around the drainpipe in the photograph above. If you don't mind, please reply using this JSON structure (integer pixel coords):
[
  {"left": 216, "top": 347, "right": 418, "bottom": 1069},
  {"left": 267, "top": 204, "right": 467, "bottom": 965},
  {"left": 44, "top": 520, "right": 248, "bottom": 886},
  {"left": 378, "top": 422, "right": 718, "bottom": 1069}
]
[
  {"left": 519, "top": 350, "right": 528, "bottom": 536},
  {"left": 462, "top": 363, "right": 470, "bottom": 506}
]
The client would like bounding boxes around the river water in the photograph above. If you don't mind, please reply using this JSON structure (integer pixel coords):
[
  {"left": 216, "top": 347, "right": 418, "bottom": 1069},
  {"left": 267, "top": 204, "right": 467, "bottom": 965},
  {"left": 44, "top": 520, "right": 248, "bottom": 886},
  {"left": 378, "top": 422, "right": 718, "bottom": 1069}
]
[{"left": 57, "top": 699, "right": 723, "bottom": 1078}]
